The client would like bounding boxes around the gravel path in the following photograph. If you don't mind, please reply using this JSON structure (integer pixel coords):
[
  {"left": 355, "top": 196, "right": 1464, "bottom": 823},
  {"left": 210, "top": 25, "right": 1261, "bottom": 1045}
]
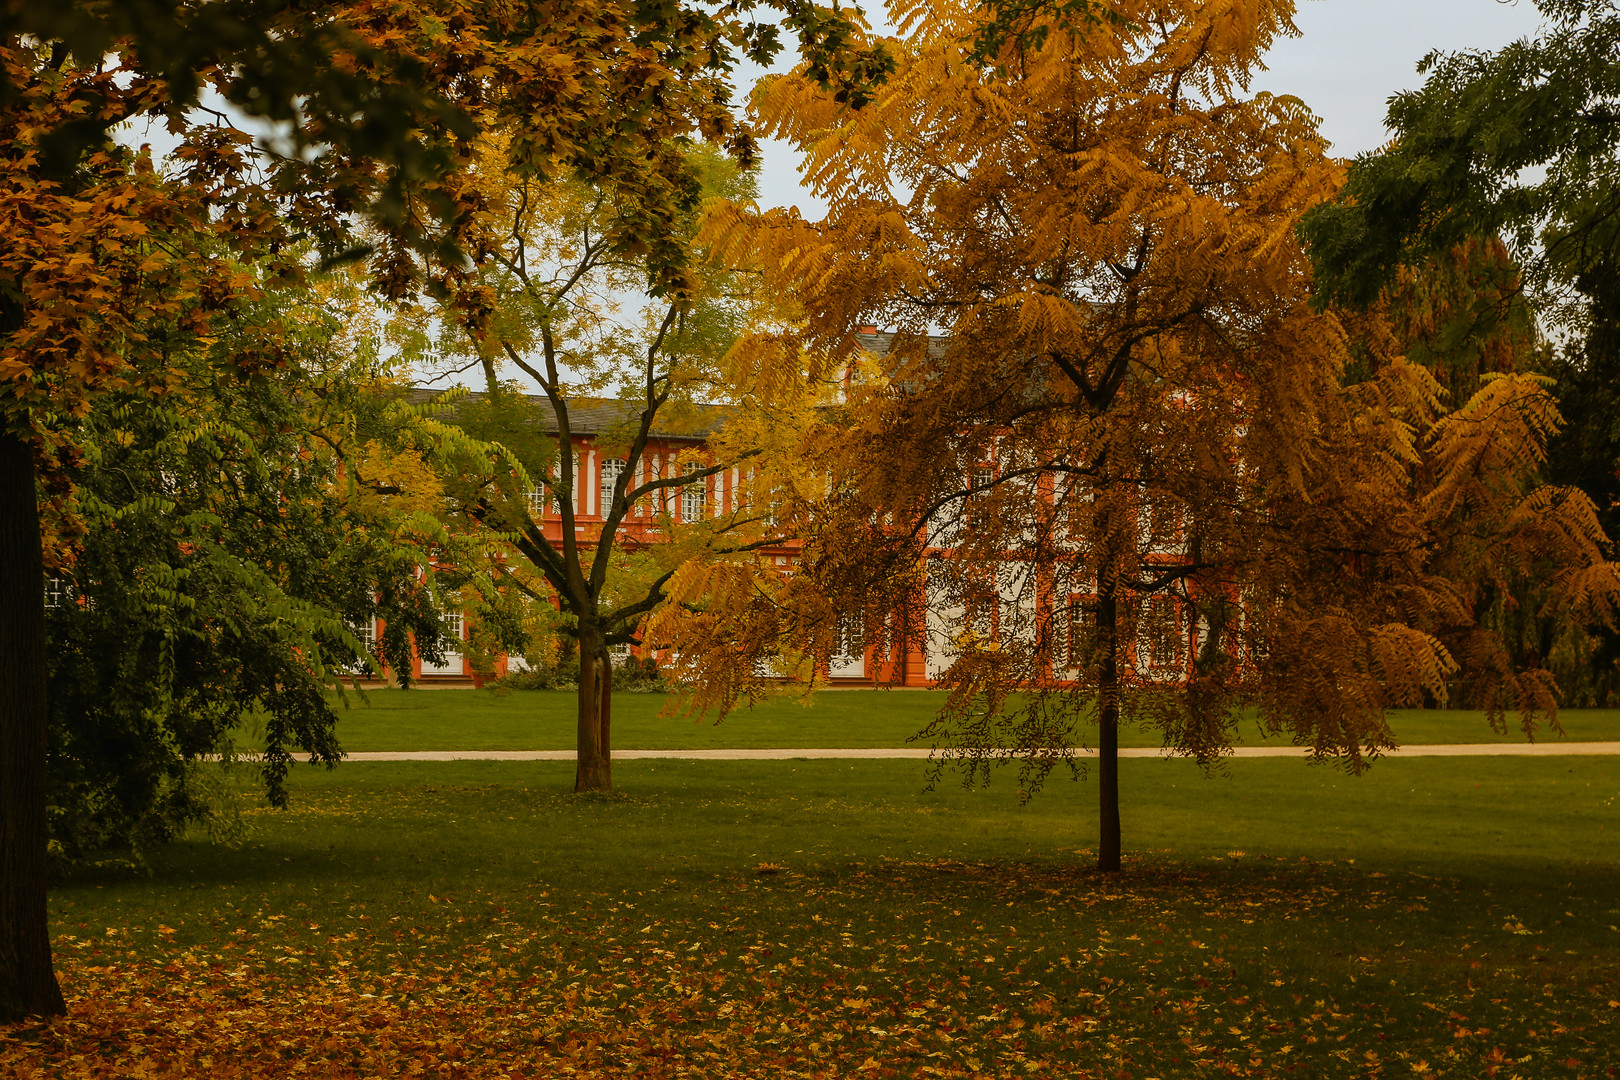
[{"left": 341, "top": 742, "right": 1620, "bottom": 762}]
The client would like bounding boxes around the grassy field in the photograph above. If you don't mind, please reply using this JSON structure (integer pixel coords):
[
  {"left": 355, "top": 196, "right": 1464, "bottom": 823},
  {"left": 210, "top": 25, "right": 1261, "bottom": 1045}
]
[
  {"left": 7, "top": 753, "right": 1618, "bottom": 1078},
  {"left": 328, "top": 686, "right": 1620, "bottom": 752}
]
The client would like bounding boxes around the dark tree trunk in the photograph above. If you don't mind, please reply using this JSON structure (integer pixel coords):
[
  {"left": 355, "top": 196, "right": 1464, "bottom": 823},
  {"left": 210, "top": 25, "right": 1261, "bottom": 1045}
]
[
  {"left": 1096, "top": 570, "right": 1122, "bottom": 874},
  {"left": 574, "top": 625, "right": 612, "bottom": 792},
  {"left": 0, "top": 430, "right": 66, "bottom": 1022}
]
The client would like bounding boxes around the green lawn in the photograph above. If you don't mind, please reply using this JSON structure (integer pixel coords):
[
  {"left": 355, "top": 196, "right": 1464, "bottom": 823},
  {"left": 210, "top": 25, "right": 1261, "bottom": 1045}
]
[
  {"left": 329, "top": 686, "right": 1620, "bottom": 752},
  {"left": 14, "top": 754, "right": 1619, "bottom": 1078}
]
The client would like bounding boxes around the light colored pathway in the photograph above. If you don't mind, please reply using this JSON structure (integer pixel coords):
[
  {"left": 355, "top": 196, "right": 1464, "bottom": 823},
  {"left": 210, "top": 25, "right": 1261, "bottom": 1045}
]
[{"left": 343, "top": 742, "right": 1620, "bottom": 762}]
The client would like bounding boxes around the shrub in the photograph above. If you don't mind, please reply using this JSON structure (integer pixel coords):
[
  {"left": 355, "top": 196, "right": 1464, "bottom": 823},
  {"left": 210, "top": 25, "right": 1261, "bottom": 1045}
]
[{"left": 492, "top": 652, "right": 666, "bottom": 693}]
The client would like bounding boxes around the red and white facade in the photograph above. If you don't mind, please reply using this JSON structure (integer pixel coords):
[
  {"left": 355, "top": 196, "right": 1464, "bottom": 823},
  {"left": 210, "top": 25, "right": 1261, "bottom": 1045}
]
[{"left": 361, "top": 352, "right": 1201, "bottom": 687}]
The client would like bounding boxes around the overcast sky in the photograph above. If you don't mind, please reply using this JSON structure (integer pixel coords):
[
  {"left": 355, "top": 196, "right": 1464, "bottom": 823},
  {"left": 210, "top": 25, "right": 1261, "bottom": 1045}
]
[
  {"left": 425, "top": 0, "right": 1553, "bottom": 391},
  {"left": 750, "top": 0, "right": 1552, "bottom": 218}
]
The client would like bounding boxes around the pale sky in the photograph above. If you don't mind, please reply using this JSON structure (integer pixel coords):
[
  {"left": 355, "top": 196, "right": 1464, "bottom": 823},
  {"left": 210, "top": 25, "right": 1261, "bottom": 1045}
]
[{"left": 749, "top": 0, "right": 1551, "bottom": 218}]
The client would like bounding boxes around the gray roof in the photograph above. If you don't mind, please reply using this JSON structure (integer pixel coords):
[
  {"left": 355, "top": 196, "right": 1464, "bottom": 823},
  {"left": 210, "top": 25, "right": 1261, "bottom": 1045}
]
[
  {"left": 852, "top": 329, "right": 951, "bottom": 363},
  {"left": 407, "top": 387, "right": 726, "bottom": 441}
]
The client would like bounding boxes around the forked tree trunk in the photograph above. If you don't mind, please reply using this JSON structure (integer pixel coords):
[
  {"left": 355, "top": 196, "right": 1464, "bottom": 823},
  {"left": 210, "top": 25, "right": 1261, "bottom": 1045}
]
[
  {"left": 0, "top": 430, "right": 66, "bottom": 1022},
  {"left": 574, "top": 625, "right": 613, "bottom": 792},
  {"left": 1096, "top": 570, "right": 1122, "bottom": 874}
]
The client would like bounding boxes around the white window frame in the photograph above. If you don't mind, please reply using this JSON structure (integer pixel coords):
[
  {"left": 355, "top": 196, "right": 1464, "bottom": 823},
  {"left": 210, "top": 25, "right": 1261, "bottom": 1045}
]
[
  {"left": 1059, "top": 595, "right": 1096, "bottom": 672},
  {"left": 1139, "top": 494, "right": 1184, "bottom": 553},
  {"left": 830, "top": 616, "right": 865, "bottom": 678},
  {"left": 681, "top": 473, "right": 707, "bottom": 522},
  {"left": 422, "top": 607, "right": 465, "bottom": 675},
  {"left": 601, "top": 458, "right": 626, "bottom": 514},
  {"left": 343, "top": 617, "right": 377, "bottom": 674}
]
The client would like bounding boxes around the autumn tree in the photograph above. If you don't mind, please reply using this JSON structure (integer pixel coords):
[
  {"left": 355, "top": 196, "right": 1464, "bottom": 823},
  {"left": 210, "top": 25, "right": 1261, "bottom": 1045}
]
[
  {"left": 2, "top": 0, "right": 889, "bottom": 1024},
  {"left": 691, "top": 0, "right": 1620, "bottom": 873},
  {"left": 413, "top": 144, "right": 807, "bottom": 793},
  {"left": 1301, "top": 0, "right": 1620, "bottom": 702},
  {"left": 1353, "top": 238, "right": 1616, "bottom": 708}
]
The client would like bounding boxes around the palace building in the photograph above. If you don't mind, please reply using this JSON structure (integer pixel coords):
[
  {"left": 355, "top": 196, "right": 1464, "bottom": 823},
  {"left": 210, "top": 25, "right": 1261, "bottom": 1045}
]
[{"left": 361, "top": 331, "right": 1199, "bottom": 688}]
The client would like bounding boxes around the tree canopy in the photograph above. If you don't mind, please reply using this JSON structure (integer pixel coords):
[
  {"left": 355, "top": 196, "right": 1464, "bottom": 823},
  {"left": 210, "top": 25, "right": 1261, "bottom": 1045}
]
[
  {"left": 1301, "top": 0, "right": 1620, "bottom": 702},
  {"left": 1299, "top": 0, "right": 1620, "bottom": 314},
  {"left": 413, "top": 141, "right": 806, "bottom": 792},
  {"left": 0, "top": 0, "right": 891, "bottom": 1022},
  {"left": 696, "top": 0, "right": 1620, "bottom": 872},
  {"left": 45, "top": 274, "right": 446, "bottom": 867}
]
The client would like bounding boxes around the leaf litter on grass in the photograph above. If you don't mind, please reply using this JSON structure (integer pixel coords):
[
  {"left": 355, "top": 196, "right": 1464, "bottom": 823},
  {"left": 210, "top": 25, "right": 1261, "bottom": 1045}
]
[{"left": 7, "top": 860, "right": 1617, "bottom": 1079}]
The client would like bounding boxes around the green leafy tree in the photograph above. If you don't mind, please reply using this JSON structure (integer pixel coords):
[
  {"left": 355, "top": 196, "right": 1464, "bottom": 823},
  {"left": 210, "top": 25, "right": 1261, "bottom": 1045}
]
[
  {"left": 43, "top": 282, "right": 449, "bottom": 868},
  {"left": 12, "top": 219, "right": 467, "bottom": 996}
]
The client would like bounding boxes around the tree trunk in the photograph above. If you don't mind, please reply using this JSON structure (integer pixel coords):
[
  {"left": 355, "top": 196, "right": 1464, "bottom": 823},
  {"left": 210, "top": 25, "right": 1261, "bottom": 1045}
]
[
  {"left": 0, "top": 430, "right": 66, "bottom": 1022},
  {"left": 574, "top": 625, "right": 613, "bottom": 792},
  {"left": 1096, "top": 569, "right": 1122, "bottom": 874}
]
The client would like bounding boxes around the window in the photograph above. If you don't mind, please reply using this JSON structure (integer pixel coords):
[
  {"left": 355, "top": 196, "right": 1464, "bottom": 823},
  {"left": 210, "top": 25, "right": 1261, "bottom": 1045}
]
[
  {"left": 1137, "top": 595, "right": 1185, "bottom": 676},
  {"left": 1149, "top": 499, "right": 1178, "bottom": 539},
  {"left": 832, "top": 617, "right": 862, "bottom": 662},
  {"left": 970, "top": 467, "right": 993, "bottom": 510},
  {"left": 682, "top": 474, "right": 707, "bottom": 522},
  {"left": 422, "top": 605, "right": 464, "bottom": 675},
  {"left": 1059, "top": 474, "right": 1096, "bottom": 539},
  {"left": 44, "top": 576, "right": 70, "bottom": 609},
  {"left": 609, "top": 641, "right": 632, "bottom": 661},
  {"left": 1141, "top": 496, "right": 1182, "bottom": 549},
  {"left": 349, "top": 617, "right": 376, "bottom": 649},
  {"left": 645, "top": 454, "right": 662, "bottom": 518},
  {"left": 528, "top": 455, "right": 583, "bottom": 518},
  {"left": 343, "top": 617, "right": 377, "bottom": 673},
  {"left": 966, "top": 466, "right": 995, "bottom": 531},
  {"left": 601, "top": 458, "right": 626, "bottom": 511},
  {"left": 1066, "top": 601, "right": 1096, "bottom": 670},
  {"left": 830, "top": 616, "right": 865, "bottom": 678}
]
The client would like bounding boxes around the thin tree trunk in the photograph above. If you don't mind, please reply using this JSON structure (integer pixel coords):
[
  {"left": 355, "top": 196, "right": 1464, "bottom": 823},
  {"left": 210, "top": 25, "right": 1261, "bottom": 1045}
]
[
  {"left": 1096, "top": 569, "right": 1122, "bottom": 874},
  {"left": 0, "top": 430, "right": 66, "bottom": 1022},
  {"left": 574, "top": 626, "right": 612, "bottom": 792},
  {"left": 600, "top": 654, "right": 612, "bottom": 764}
]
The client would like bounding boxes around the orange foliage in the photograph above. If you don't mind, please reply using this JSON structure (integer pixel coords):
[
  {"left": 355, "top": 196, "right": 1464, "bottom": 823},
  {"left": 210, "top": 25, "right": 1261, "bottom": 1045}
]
[{"left": 681, "top": 0, "right": 1620, "bottom": 793}]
